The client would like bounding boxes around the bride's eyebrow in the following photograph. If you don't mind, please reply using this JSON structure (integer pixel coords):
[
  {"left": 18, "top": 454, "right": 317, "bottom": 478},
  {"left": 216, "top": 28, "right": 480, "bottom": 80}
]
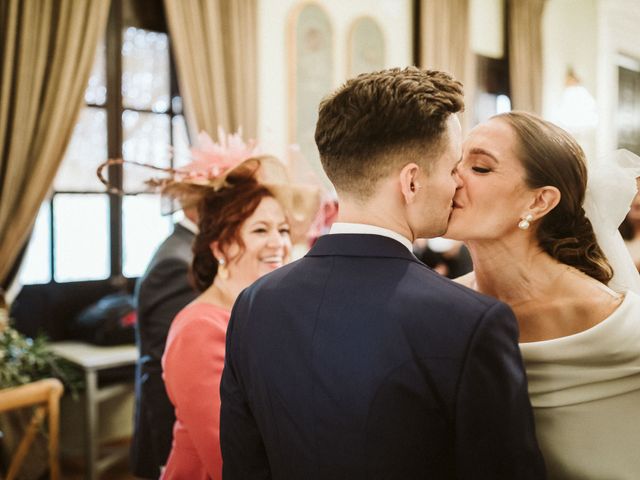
[{"left": 469, "top": 147, "right": 499, "bottom": 164}]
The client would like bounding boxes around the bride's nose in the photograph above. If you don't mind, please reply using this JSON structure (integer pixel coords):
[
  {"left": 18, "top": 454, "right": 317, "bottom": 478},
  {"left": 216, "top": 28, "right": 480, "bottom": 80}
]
[{"left": 453, "top": 168, "right": 464, "bottom": 188}]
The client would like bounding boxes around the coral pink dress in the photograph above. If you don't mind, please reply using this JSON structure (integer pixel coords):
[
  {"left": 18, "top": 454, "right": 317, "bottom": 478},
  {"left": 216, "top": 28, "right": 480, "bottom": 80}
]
[{"left": 161, "top": 302, "right": 230, "bottom": 480}]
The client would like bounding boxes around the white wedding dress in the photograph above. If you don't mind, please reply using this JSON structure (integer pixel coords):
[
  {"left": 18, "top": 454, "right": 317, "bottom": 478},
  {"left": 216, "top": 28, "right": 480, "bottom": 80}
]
[
  {"left": 520, "top": 291, "right": 640, "bottom": 479},
  {"left": 519, "top": 150, "right": 640, "bottom": 479}
]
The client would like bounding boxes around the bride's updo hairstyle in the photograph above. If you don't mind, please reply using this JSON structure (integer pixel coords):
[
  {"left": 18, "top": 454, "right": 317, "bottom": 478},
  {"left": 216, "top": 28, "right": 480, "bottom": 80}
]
[{"left": 495, "top": 111, "right": 613, "bottom": 284}]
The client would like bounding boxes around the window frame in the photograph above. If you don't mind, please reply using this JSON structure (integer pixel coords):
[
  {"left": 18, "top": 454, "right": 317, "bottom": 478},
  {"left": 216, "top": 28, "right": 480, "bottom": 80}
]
[{"left": 33, "top": 0, "right": 184, "bottom": 286}]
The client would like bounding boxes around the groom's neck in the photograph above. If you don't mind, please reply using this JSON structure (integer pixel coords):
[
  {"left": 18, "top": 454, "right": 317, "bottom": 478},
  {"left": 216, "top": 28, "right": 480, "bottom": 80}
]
[{"left": 337, "top": 195, "right": 413, "bottom": 241}]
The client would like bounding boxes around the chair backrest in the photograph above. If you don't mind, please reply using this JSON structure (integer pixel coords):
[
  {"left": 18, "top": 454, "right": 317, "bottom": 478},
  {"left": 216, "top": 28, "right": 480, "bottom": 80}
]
[{"left": 0, "top": 378, "right": 64, "bottom": 480}]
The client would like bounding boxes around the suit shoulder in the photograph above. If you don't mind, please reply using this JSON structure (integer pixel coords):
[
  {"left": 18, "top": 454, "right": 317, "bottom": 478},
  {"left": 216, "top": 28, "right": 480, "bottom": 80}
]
[
  {"left": 140, "top": 231, "right": 193, "bottom": 277},
  {"left": 139, "top": 255, "right": 190, "bottom": 288},
  {"left": 407, "top": 261, "right": 499, "bottom": 311},
  {"left": 242, "top": 258, "right": 302, "bottom": 294},
  {"left": 156, "top": 230, "right": 194, "bottom": 262}
]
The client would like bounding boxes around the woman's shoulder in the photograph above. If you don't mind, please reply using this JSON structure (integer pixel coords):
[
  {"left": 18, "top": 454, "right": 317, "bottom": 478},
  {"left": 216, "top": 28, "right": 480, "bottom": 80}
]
[
  {"left": 519, "top": 277, "right": 626, "bottom": 342},
  {"left": 164, "top": 302, "right": 230, "bottom": 361},
  {"left": 570, "top": 285, "right": 623, "bottom": 327},
  {"left": 190, "top": 300, "right": 229, "bottom": 319},
  {"left": 177, "top": 300, "right": 229, "bottom": 318},
  {"left": 568, "top": 275, "right": 623, "bottom": 312},
  {"left": 169, "top": 302, "right": 230, "bottom": 337}
]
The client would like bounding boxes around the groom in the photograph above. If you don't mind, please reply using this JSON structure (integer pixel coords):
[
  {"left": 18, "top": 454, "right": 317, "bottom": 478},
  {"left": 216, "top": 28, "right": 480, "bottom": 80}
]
[{"left": 220, "top": 67, "right": 546, "bottom": 479}]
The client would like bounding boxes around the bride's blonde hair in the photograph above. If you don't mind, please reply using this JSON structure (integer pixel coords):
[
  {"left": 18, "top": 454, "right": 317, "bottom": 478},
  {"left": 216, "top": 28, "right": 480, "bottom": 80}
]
[{"left": 495, "top": 111, "right": 613, "bottom": 284}]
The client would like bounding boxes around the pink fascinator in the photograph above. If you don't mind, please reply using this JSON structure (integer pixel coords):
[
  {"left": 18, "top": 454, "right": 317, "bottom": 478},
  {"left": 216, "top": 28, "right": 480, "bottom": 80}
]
[
  {"left": 97, "top": 128, "right": 262, "bottom": 209},
  {"left": 145, "top": 127, "right": 262, "bottom": 200},
  {"left": 172, "top": 127, "right": 261, "bottom": 185},
  {"left": 97, "top": 128, "right": 323, "bottom": 242}
]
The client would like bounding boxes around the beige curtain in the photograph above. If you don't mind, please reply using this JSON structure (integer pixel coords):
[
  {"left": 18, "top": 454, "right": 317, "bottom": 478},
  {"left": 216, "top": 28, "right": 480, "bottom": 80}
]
[
  {"left": 420, "top": 0, "right": 475, "bottom": 132},
  {"left": 508, "top": 0, "right": 546, "bottom": 113},
  {"left": 163, "top": 0, "right": 258, "bottom": 141},
  {"left": 0, "top": 0, "right": 111, "bottom": 286}
]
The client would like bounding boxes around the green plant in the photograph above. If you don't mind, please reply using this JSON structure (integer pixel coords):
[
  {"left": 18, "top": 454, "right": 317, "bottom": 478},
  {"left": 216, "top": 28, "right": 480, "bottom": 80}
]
[{"left": 0, "top": 325, "right": 83, "bottom": 394}]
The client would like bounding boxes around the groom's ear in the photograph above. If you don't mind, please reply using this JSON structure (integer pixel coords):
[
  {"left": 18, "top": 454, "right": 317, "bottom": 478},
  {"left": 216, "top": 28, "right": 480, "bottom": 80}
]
[
  {"left": 527, "top": 186, "right": 561, "bottom": 218},
  {"left": 399, "top": 162, "right": 421, "bottom": 204}
]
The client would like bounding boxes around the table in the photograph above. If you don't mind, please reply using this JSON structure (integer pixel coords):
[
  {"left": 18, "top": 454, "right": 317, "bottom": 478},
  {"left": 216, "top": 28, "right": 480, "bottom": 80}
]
[{"left": 50, "top": 341, "right": 138, "bottom": 480}]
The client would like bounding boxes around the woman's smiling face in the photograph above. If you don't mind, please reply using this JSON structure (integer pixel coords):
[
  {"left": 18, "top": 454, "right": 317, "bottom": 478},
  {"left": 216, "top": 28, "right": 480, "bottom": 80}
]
[
  {"left": 445, "top": 117, "right": 535, "bottom": 241},
  {"left": 223, "top": 196, "right": 292, "bottom": 284}
]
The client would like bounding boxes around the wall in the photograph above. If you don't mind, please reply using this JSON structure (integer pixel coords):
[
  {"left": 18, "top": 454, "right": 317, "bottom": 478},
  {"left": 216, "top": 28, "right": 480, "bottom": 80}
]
[
  {"left": 470, "top": 0, "right": 504, "bottom": 58},
  {"left": 256, "top": 0, "right": 413, "bottom": 161},
  {"left": 543, "top": 0, "right": 640, "bottom": 160},
  {"left": 596, "top": 0, "right": 640, "bottom": 157},
  {"left": 542, "top": 0, "right": 598, "bottom": 158},
  {"left": 256, "top": 0, "right": 640, "bottom": 162}
]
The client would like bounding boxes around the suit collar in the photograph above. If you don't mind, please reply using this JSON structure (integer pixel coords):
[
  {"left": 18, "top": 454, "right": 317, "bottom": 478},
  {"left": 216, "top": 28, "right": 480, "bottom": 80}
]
[
  {"left": 178, "top": 217, "right": 198, "bottom": 234},
  {"left": 329, "top": 223, "right": 413, "bottom": 252},
  {"left": 307, "top": 234, "right": 420, "bottom": 262}
]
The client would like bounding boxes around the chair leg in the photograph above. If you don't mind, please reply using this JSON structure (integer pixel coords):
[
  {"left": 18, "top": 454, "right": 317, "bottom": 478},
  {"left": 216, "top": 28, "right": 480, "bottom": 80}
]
[
  {"left": 48, "top": 392, "right": 60, "bottom": 480},
  {"left": 6, "top": 406, "right": 46, "bottom": 480}
]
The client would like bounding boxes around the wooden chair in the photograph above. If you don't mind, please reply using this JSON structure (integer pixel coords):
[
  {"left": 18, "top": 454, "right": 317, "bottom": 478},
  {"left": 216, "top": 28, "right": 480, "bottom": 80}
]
[{"left": 0, "top": 378, "right": 64, "bottom": 480}]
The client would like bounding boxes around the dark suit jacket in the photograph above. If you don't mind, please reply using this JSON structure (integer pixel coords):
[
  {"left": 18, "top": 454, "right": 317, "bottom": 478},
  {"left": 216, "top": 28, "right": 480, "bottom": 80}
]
[
  {"left": 220, "top": 234, "right": 546, "bottom": 479},
  {"left": 131, "top": 223, "right": 198, "bottom": 478}
]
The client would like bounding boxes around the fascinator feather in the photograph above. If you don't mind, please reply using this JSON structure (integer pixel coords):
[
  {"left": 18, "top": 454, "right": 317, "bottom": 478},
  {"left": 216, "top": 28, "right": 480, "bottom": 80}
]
[{"left": 97, "top": 128, "right": 323, "bottom": 242}]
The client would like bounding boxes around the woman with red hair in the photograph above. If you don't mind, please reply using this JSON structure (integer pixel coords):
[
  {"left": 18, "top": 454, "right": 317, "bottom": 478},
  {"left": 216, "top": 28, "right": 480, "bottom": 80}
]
[{"left": 160, "top": 156, "right": 319, "bottom": 479}]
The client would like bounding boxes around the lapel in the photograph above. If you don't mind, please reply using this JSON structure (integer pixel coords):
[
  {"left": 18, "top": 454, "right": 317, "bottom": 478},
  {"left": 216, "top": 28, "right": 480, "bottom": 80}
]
[{"left": 307, "top": 234, "right": 421, "bottom": 264}]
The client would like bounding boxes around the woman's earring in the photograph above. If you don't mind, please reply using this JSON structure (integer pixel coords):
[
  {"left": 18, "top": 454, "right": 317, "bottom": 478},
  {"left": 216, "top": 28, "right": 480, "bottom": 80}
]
[
  {"left": 217, "top": 257, "right": 229, "bottom": 280},
  {"left": 518, "top": 214, "right": 534, "bottom": 230}
]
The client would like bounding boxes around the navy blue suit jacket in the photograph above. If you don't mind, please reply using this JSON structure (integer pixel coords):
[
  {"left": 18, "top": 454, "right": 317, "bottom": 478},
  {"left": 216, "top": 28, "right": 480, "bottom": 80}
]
[{"left": 220, "top": 234, "right": 545, "bottom": 479}]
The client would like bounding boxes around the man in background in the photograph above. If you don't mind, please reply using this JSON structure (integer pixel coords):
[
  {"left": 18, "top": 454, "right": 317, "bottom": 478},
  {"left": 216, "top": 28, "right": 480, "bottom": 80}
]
[{"left": 130, "top": 206, "right": 198, "bottom": 479}]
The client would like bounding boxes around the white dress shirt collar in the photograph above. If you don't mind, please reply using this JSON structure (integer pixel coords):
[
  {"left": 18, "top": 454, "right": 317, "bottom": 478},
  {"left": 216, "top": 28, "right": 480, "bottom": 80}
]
[
  {"left": 178, "top": 216, "right": 199, "bottom": 235},
  {"left": 329, "top": 222, "right": 413, "bottom": 252}
]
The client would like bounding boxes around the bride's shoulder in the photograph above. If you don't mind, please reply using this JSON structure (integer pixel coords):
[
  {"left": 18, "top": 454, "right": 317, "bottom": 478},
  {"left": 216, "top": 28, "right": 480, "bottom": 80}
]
[
  {"left": 453, "top": 271, "right": 476, "bottom": 289},
  {"left": 560, "top": 275, "right": 624, "bottom": 322}
]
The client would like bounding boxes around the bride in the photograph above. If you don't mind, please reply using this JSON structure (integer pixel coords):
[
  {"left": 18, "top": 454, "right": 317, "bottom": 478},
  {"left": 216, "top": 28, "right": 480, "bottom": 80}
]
[{"left": 445, "top": 111, "right": 640, "bottom": 479}]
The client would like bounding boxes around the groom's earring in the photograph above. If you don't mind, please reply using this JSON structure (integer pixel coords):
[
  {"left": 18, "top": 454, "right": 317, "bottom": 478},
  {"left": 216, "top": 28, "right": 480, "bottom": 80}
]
[{"left": 518, "top": 214, "right": 534, "bottom": 230}]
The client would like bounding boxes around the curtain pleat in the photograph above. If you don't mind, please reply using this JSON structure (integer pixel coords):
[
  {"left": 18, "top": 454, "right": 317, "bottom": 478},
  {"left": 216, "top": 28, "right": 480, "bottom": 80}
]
[
  {"left": 508, "top": 0, "right": 547, "bottom": 113},
  {"left": 0, "top": 0, "right": 111, "bottom": 285},
  {"left": 420, "top": 0, "right": 475, "bottom": 131},
  {"left": 163, "top": 0, "right": 258, "bottom": 141}
]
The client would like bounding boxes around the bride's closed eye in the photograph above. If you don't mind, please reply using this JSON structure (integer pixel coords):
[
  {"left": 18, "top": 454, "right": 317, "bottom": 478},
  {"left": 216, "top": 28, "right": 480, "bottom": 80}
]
[{"left": 471, "top": 166, "right": 492, "bottom": 174}]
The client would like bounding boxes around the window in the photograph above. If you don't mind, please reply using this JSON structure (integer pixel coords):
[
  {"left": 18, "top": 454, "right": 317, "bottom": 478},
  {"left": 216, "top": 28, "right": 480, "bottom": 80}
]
[
  {"left": 19, "top": 2, "right": 190, "bottom": 285},
  {"left": 618, "top": 60, "right": 640, "bottom": 155},
  {"left": 475, "top": 54, "right": 512, "bottom": 124},
  {"left": 473, "top": 0, "right": 511, "bottom": 124}
]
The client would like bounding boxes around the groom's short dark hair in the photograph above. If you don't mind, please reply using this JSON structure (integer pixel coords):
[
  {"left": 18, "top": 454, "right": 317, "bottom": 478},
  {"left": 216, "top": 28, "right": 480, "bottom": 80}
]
[{"left": 315, "top": 67, "right": 464, "bottom": 199}]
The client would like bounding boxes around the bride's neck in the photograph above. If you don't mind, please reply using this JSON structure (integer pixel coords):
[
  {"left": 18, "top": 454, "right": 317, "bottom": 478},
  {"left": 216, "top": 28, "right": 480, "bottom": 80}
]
[{"left": 465, "top": 237, "right": 564, "bottom": 305}]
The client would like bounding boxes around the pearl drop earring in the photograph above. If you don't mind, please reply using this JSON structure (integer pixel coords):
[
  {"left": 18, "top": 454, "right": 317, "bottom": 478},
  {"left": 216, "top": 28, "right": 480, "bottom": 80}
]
[
  {"left": 518, "top": 214, "right": 534, "bottom": 230},
  {"left": 217, "top": 257, "right": 229, "bottom": 280}
]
